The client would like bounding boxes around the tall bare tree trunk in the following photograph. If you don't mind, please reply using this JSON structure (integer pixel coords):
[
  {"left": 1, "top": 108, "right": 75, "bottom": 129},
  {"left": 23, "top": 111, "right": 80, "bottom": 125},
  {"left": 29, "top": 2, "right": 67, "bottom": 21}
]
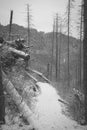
[
  {"left": 79, "top": 1, "right": 83, "bottom": 90},
  {"left": 0, "top": 65, "right": 5, "bottom": 124},
  {"left": 59, "top": 22, "right": 62, "bottom": 81},
  {"left": 47, "top": 63, "right": 50, "bottom": 79},
  {"left": 83, "top": 0, "right": 87, "bottom": 123},
  {"left": 50, "top": 19, "right": 55, "bottom": 80},
  {"left": 9, "top": 10, "right": 13, "bottom": 40},
  {"left": 55, "top": 14, "right": 59, "bottom": 81},
  {"left": 67, "top": 0, "right": 70, "bottom": 87},
  {"left": 27, "top": 4, "right": 31, "bottom": 67},
  {"left": 27, "top": 4, "right": 30, "bottom": 47}
]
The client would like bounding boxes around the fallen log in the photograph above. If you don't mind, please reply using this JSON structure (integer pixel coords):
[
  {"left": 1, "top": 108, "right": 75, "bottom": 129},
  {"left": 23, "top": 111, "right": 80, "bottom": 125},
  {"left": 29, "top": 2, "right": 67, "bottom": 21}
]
[
  {"left": 5, "top": 40, "right": 33, "bottom": 50},
  {"left": 2, "top": 72, "right": 37, "bottom": 129},
  {"left": 58, "top": 99, "right": 69, "bottom": 106},
  {"left": 26, "top": 68, "right": 51, "bottom": 84},
  {"left": 1, "top": 46, "right": 30, "bottom": 69},
  {"left": 8, "top": 47, "right": 30, "bottom": 60},
  {"left": 25, "top": 71, "right": 42, "bottom": 91},
  {"left": 25, "top": 71, "right": 38, "bottom": 83}
]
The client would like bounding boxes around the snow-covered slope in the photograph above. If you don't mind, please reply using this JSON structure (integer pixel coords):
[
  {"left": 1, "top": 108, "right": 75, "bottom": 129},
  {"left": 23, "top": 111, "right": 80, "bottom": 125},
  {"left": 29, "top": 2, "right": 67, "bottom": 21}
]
[{"left": 35, "top": 82, "right": 86, "bottom": 130}]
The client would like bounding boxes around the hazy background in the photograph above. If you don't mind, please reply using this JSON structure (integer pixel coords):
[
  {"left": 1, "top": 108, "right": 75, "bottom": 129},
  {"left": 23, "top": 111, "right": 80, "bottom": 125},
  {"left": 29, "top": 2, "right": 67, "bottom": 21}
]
[
  {"left": 0, "top": 0, "right": 68, "bottom": 31},
  {"left": 0, "top": 0, "right": 80, "bottom": 37}
]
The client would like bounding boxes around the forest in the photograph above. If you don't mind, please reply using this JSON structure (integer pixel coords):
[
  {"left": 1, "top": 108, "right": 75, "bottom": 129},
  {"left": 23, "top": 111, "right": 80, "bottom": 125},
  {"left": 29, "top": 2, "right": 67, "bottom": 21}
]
[{"left": 0, "top": 0, "right": 87, "bottom": 130}]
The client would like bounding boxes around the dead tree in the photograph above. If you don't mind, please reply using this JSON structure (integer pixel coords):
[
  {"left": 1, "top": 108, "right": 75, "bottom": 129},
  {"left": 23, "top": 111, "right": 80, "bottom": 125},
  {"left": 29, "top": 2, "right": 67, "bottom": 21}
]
[
  {"left": 79, "top": 0, "right": 83, "bottom": 90},
  {"left": 55, "top": 14, "right": 59, "bottom": 81},
  {"left": 27, "top": 4, "right": 30, "bottom": 47},
  {"left": 9, "top": 10, "right": 13, "bottom": 40},
  {"left": 47, "top": 63, "right": 50, "bottom": 79},
  {"left": 27, "top": 4, "right": 31, "bottom": 67},
  {"left": 3, "top": 72, "right": 37, "bottom": 128},
  {"left": 0, "top": 64, "right": 5, "bottom": 124},
  {"left": 59, "top": 22, "right": 62, "bottom": 80},
  {"left": 67, "top": 0, "right": 70, "bottom": 87},
  {"left": 50, "top": 19, "right": 55, "bottom": 80},
  {"left": 83, "top": 0, "right": 87, "bottom": 123}
]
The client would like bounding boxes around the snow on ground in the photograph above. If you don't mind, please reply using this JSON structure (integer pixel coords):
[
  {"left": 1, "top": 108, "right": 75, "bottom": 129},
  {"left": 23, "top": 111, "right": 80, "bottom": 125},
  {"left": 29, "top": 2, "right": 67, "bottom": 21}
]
[{"left": 34, "top": 82, "right": 87, "bottom": 130}]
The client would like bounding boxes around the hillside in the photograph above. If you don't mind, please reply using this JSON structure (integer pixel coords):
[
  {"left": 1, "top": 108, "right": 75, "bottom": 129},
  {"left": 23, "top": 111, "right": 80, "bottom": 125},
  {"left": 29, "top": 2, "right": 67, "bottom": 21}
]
[
  {"left": 0, "top": 23, "right": 81, "bottom": 80},
  {"left": 0, "top": 23, "right": 79, "bottom": 50},
  {"left": 0, "top": 23, "right": 84, "bottom": 125},
  {"left": 0, "top": 23, "right": 81, "bottom": 86}
]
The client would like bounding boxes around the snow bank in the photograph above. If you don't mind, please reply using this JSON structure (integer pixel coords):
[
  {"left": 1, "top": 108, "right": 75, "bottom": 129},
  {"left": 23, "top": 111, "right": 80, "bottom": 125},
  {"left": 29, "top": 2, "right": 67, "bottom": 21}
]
[{"left": 34, "top": 82, "right": 86, "bottom": 130}]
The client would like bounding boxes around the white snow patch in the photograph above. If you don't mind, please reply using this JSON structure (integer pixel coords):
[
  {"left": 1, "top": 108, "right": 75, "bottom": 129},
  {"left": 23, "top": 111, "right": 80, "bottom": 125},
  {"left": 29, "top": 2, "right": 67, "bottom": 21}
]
[{"left": 34, "top": 82, "right": 86, "bottom": 130}]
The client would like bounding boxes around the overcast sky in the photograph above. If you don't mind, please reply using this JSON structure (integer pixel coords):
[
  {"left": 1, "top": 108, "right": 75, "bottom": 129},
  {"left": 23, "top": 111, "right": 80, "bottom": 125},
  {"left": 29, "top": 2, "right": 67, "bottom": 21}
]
[{"left": 0, "top": 0, "right": 68, "bottom": 32}]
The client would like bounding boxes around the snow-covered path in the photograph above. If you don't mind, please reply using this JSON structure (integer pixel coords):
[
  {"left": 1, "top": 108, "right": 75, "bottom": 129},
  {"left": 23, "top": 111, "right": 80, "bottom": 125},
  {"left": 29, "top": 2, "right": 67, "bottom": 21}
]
[{"left": 34, "top": 82, "right": 86, "bottom": 130}]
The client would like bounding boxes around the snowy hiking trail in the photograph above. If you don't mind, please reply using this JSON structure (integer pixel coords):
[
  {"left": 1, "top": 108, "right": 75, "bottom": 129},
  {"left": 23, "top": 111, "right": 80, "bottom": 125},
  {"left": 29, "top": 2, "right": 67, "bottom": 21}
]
[{"left": 33, "top": 82, "right": 86, "bottom": 130}]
